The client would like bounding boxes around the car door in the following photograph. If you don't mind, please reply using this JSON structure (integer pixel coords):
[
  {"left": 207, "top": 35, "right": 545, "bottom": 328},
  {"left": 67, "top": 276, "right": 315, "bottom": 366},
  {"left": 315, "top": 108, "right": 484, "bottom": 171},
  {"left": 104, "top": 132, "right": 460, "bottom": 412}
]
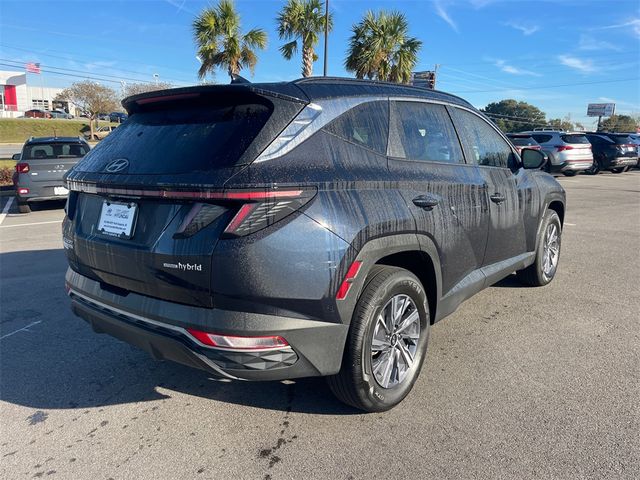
[
  {"left": 387, "top": 100, "right": 489, "bottom": 298},
  {"left": 448, "top": 106, "right": 530, "bottom": 273}
]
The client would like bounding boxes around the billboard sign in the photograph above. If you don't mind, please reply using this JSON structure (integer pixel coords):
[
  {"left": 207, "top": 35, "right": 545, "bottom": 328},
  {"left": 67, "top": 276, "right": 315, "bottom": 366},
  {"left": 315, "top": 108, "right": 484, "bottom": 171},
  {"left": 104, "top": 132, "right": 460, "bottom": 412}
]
[{"left": 587, "top": 103, "right": 615, "bottom": 117}]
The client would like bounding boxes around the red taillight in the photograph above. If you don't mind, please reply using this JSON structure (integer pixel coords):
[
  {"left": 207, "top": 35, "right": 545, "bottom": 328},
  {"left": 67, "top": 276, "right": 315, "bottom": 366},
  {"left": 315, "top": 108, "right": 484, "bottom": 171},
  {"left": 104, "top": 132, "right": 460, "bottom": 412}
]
[
  {"left": 555, "top": 145, "right": 574, "bottom": 152},
  {"left": 16, "top": 162, "right": 30, "bottom": 173},
  {"left": 336, "top": 260, "right": 363, "bottom": 300},
  {"left": 221, "top": 188, "right": 316, "bottom": 237},
  {"left": 186, "top": 328, "right": 289, "bottom": 350},
  {"left": 17, "top": 187, "right": 29, "bottom": 195}
]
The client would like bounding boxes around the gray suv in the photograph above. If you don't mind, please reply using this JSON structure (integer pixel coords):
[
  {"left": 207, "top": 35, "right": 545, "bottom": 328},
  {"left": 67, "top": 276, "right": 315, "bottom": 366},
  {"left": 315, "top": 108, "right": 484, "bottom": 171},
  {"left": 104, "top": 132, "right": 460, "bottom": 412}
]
[
  {"left": 13, "top": 137, "right": 90, "bottom": 213},
  {"left": 521, "top": 130, "right": 593, "bottom": 176}
]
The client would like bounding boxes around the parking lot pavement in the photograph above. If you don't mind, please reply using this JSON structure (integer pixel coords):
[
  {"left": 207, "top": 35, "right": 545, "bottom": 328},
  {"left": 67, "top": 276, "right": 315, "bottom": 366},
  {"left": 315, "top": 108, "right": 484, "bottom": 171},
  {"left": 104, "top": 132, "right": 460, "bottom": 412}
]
[{"left": 1, "top": 171, "right": 639, "bottom": 480}]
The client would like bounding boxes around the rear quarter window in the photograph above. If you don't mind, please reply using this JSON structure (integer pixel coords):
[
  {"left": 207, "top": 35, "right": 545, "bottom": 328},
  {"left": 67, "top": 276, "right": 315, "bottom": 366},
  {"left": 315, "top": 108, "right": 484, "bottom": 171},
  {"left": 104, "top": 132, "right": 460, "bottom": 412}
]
[{"left": 323, "top": 101, "right": 389, "bottom": 155}]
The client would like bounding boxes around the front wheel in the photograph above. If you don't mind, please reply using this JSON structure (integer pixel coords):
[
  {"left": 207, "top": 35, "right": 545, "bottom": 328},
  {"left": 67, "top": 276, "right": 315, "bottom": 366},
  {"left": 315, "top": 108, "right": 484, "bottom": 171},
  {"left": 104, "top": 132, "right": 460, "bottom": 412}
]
[
  {"left": 585, "top": 159, "right": 600, "bottom": 175},
  {"left": 517, "top": 210, "right": 562, "bottom": 286},
  {"left": 327, "top": 266, "right": 430, "bottom": 412}
]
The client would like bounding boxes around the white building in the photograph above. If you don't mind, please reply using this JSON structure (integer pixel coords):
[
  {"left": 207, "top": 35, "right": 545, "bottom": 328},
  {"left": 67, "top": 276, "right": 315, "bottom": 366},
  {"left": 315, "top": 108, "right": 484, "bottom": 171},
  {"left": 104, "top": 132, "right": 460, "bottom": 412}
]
[{"left": 0, "top": 70, "right": 76, "bottom": 118}]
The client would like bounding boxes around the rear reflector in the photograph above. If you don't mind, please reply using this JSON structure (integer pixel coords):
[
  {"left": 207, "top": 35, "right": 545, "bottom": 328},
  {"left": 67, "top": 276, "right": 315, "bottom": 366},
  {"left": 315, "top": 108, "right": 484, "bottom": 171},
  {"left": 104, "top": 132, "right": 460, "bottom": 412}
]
[
  {"left": 17, "top": 187, "right": 29, "bottom": 195},
  {"left": 186, "top": 328, "right": 289, "bottom": 350},
  {"left": 336, "top": 260, "right": 363, "bottom": 300}
]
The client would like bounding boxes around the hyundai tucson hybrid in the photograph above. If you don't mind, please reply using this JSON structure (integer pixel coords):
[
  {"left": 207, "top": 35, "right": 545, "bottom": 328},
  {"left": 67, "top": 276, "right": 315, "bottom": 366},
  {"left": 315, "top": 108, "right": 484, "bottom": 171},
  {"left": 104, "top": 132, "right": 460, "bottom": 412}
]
[{"left": 63, "top": 78, "right": 565, "bottom": 411}]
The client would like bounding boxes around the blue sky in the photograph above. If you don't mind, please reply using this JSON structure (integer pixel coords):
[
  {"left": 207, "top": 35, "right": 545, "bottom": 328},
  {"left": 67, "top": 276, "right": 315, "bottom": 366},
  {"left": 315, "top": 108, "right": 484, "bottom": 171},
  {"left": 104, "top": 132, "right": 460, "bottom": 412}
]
[{"left": 1, "top": 0, "right": 638, "bottom": 127}]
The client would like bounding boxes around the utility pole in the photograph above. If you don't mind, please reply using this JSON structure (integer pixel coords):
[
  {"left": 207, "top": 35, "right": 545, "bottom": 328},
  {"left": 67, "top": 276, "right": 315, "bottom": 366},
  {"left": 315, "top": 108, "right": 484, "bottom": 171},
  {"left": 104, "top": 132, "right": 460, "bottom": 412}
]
[{"left": 323, "top": 0, "right": 329, "bottom": 76}]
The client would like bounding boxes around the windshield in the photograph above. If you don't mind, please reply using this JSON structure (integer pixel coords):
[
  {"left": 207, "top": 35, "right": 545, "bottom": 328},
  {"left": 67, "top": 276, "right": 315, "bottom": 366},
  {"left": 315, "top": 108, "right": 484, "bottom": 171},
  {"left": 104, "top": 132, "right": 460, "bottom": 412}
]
[{"left": 23, "top": 143, "right": 89, "bottom": 160}]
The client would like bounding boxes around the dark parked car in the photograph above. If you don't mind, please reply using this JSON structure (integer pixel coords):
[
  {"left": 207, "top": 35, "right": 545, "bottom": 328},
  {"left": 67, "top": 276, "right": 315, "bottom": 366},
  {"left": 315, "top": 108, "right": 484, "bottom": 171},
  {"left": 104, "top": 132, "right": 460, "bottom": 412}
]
[
  {"left": 24, "top": 109, "right": 52, "bottom": 119},
  {"left": 584, "top": 132, "right": 638, "bottom": 174},
  {"left": 63, "top": 79, "right": 565, "bottom": 411},
  {"left": 13, "top": 137, "right": 90, "bottom": 213},
  {"left": 506, "top": 133, "right": 542, "bottom": 155},
  {"left": 109, "top": 112, "right": 128, "bottom": 123}
]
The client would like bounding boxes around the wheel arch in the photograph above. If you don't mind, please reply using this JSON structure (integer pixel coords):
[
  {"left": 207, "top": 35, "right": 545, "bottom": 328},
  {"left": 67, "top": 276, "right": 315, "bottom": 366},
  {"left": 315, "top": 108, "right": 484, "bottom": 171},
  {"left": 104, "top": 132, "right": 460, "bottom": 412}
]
[{"left": 338, "top": 234, "right": 442, "bottom": 326}]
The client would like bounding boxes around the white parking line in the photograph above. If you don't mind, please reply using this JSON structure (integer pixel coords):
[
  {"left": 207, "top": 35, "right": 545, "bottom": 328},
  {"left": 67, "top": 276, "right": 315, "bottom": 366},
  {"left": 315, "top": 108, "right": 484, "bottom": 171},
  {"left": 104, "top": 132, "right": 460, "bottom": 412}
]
[
  {"left": 0, "top": 220, "right": 62, "bottom": 229},
  {"left": 0, "top": 320, "right": 42, "bottom": 340},
  {"left": 565, "top": 223, "right": 576, "bottom": 226},
  {"left": 0, "top": 196, "right": 14, "bottom": 225}
]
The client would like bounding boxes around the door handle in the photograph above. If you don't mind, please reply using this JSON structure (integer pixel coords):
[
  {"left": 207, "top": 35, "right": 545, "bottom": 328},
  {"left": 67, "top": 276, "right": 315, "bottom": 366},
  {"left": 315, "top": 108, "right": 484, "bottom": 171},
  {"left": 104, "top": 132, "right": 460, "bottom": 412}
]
[
  {"left": 490, "top": 193, "right": 506, "bottom": 204},
  {"left": 412, "top": 195, "right": 440, "bottom": 211}
]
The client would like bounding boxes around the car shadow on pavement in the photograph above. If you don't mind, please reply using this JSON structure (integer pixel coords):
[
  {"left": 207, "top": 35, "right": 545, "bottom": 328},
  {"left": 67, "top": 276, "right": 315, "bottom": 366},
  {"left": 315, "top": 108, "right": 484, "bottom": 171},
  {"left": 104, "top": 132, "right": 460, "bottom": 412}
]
[
  {"left": 490, "top": 274, "right": 529, "bottom": 289},
  {"left": 0, "top": 249, "right": 359, "bottom": 415}
]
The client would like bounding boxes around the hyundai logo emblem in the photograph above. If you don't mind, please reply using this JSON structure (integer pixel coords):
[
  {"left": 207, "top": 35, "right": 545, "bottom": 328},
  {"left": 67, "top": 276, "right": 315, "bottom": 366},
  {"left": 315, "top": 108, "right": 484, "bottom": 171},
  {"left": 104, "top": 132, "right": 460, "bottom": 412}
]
[{"left": 104, "top": 158, "right": 129, "bottom": 173}]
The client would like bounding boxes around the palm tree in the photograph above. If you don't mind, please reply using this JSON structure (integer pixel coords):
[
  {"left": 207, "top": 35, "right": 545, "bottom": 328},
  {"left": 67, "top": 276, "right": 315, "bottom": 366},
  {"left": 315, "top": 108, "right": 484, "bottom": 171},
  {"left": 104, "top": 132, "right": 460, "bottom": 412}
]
[
  {"left": 193, "top": 0, "right": 267, "bottom": 80},
  {"left": 277, "top": 0, "right": 333, "bottom": 77},
  {"left": 345, "top": 10, "right": 422, "bottom": 84}
]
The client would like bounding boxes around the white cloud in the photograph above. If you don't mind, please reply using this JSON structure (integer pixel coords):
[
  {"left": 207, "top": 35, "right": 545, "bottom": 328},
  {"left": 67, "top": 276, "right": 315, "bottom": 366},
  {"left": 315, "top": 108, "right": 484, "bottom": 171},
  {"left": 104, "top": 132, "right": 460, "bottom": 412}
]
[
  {"left": 578, "top": 34, "right": 621, "bottom": 51},
  {"left": 434, "top": 1, "right": 459, "bottom": 33},
  {"left": 557, "top": 55, "right": 596, "bottom": 73},
  {"left": 595, "top": 18, "right": 640, "bottom": 38},
  {"left": 494, "top": 59, "right": 542, "bottom": 77},
  {"left": 505, "top": 21, "right": 540, "bottom": 36}
]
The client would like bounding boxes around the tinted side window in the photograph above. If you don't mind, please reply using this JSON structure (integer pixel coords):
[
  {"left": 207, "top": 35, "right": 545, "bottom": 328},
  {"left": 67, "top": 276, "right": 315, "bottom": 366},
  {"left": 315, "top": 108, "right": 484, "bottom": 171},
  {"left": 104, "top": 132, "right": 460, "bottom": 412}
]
[
  {"left": 450, "top": 108, "right": 514, "bottom": 168},
  {"left": 531, "top": 134, "right": 553, "bottom": 143},
  {"left": 323, "top": 101, "right": 389, "bottom": 155},
  {"left": 390, "top": 102, "right": 463, "bottom": 163}
]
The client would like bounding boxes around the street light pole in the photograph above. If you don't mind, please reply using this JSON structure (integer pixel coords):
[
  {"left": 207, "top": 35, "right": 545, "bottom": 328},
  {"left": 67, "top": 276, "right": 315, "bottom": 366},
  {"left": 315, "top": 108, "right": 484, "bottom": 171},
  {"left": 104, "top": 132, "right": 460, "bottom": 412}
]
[{"left": 323, "top": 0, "right": 329, "bottom": 76}]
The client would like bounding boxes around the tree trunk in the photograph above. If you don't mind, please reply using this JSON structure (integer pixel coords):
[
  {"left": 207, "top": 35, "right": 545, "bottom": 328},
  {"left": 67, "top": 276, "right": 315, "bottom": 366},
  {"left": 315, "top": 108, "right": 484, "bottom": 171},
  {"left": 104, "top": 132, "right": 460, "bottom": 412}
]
[
  {"left": 228, "top": 62, "right": 240, "bottom": 80},
  {"left": 89, "top": 115, "right": 95, "bottom": 141},
  {"left": 302, "top": 47, "right": 314, "bottom": 77}
]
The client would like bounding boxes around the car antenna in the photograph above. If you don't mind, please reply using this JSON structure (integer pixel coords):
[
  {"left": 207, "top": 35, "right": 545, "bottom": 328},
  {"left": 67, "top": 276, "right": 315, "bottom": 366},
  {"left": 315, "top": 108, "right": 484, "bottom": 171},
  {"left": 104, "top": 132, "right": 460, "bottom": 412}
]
[{"left": 230, "top": 74, "right": 251, "bottom": 84}]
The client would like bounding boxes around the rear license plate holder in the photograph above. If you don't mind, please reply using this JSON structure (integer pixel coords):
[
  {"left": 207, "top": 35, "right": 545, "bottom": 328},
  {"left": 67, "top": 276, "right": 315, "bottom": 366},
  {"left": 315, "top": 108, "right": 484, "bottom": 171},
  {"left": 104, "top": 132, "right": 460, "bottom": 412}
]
[{"left": 97, "top": 201, "right": 138, "bottom": 239}]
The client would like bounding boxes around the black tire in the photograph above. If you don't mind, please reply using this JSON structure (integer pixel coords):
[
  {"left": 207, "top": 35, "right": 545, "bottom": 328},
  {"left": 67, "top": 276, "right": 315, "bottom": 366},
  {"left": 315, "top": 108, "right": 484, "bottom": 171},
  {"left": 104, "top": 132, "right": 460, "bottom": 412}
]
[
  {"left": 562, "top": 171, "right": 577, "bottom": 177},
  {"left": 327, "top": 265, "right": 430, "bottom": 412},
  {"left": 611, "top": 167, "right": 627, "bottom": 173},
  {"left": 517, "top": 210, "right": 562, "bottom": 287},
  {"left": 17, "top": 199, "right": 30, "bottom": 214},
  {"left": 585, "top": 158, "right": 601, "bottom": 175}
]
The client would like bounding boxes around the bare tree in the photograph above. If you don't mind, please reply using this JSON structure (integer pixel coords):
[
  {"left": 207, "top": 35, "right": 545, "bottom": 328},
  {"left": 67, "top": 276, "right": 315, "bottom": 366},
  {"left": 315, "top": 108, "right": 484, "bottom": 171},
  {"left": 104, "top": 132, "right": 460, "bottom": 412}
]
[
  {"left": 55, "top": 81, "right": 119, "bottom": 139},
  {"left": 122, "top": 81, "right": 173, "bottom": 98}
]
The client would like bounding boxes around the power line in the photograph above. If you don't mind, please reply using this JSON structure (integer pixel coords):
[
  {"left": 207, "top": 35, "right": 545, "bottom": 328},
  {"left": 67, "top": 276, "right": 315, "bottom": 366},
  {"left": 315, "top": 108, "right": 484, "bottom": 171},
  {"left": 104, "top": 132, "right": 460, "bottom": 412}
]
[{"left": 450, "top": 77, "right": 640, "bottom": 94}]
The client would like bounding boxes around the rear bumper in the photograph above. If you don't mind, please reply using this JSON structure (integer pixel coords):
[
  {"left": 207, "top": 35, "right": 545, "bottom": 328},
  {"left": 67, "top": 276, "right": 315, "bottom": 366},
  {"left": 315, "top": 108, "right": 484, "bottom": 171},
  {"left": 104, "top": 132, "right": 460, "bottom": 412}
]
[
  {"left": 16, "top": 184, "right": 69, "bottom": 202},
  {"left": 607, "top": 157, "right": 638, "bottom": 169},
  {"left": 557, "top": 160, "right": 593, "bottom": 172},
  {"left": 66, "top": 269, "right": 348, "bottom": 381}
]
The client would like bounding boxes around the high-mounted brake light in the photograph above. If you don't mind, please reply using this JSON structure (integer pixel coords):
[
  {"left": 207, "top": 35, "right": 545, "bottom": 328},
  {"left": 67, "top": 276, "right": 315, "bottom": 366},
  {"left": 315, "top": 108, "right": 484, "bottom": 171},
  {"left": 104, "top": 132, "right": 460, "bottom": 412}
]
[
  {"left": 136, "top": 93, "right": 200, "bottom": 105},
  {"left": 15, "top": 162, "right": 30, "bottom": 173},
  {"left": 186, "top": 328, "right": 289, "bottom": 350},
  {"left": 336, "top": 260, "right": 363, "bottom": 300}
]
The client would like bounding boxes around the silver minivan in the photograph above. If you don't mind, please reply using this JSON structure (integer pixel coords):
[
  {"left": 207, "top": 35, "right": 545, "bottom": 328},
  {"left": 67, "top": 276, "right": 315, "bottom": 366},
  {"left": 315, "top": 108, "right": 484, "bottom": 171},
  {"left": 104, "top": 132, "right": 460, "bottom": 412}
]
[{"left": 521, "top": 129, "right": 593, "bottom": 176}]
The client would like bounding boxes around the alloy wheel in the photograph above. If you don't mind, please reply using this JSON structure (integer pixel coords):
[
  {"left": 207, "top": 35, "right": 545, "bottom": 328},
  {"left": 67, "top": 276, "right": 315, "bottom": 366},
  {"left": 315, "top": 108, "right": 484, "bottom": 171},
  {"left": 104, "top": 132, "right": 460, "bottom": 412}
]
[
  {"left": 542, "top": 223, "right": 560, "bottom": 278},
  {"left": 370, "top": 294, "right": 421, "bottom": 389}
]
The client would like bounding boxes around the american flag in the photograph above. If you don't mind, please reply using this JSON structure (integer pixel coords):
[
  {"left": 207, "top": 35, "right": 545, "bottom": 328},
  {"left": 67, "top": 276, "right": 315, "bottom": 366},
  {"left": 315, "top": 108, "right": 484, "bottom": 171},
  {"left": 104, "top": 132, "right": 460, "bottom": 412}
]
[{"left": 26, "top": 62, "right": 41, "bottom": 74}]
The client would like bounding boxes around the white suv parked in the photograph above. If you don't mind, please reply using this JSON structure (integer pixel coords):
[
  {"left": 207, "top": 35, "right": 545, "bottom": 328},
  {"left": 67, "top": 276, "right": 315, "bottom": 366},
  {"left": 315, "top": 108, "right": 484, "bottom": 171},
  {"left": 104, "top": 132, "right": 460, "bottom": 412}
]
[{"left": 520, "top": 130, "right": 593, "bottom": 176}]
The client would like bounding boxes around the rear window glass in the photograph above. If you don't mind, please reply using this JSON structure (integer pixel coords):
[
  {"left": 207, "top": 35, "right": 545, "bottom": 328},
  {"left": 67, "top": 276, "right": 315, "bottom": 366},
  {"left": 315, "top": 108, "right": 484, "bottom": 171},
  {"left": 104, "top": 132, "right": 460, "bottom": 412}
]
[
  {"left": 23, "top": 143, "right": 89, "bottom": 160},
  {"left": 76, "top": 101, "right": 273, "bottom": 174},
  {"left": 531, "top": 134, "right": 553, "bottom": 143},
  {"left": 609, "top": 135, "right": 633, "bottom": 144},
  {"left": 561, "top": 134, "right": 590, "bottom": 144},
  {"left": 509, "top": 136, "right": 538, "bottom": 147}
]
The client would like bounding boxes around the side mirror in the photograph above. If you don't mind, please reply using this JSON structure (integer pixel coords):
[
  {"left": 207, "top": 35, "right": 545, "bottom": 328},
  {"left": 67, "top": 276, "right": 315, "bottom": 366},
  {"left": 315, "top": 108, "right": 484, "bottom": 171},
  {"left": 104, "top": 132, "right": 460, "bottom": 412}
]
[
  {"left": 521, "top": 148, "right": 547, "bottom": 170},
  {"left": 12, "top": 153, "right": 21, "bottom": 161}
]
